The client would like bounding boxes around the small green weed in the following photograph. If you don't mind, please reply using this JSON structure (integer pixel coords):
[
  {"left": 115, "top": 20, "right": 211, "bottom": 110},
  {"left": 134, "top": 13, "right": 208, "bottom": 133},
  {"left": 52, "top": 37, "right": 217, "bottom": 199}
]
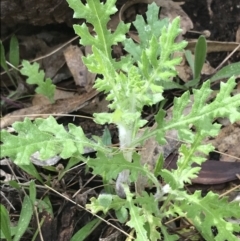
[
  {"left": 0, "top": 37, "right": 55, "bottom": 108},
  {"left": 0, "top": 181, "right": 54, "bottom": 241}
]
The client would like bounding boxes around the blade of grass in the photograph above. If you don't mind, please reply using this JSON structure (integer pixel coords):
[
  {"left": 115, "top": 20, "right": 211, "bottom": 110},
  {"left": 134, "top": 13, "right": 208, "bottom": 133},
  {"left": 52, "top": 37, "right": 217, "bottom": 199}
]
[
  {"left": 185, "top": 36, "right": 207, "bottom": 88},
  {"left": 185, "top": 50, "right": 194, "bottom": 73},
  {"left": 13, "top": 196, "right": 33, "bottom": 241},
  {"left": 194, "top": 35, "right": 207, "bottom": 80},
  {"left": 0, "top": 204, "right": 13, "bottom": 241},
  {"left": 18, "top": 163, "right": 43, "bottom": 183},
  {"left": 9, "top": 35, "right": 20, "bottom": 67},
  {"left": 0, "top": 41, "right": 15, "bottom": 86},
  {"left": 210, "top": 62, "right": 240, "bottom": 83},
  {"left": 29, "top": 181, "right": 36, "bottom": 204},
  {"left": 70, "top": 216, "right": 104, "bottom": 241}
]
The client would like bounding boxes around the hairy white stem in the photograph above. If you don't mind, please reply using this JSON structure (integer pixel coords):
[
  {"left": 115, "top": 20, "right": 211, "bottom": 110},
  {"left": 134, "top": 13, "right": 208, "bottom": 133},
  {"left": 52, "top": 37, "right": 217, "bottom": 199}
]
[
  {"left": 116, "top": 123, "right": 134, "bottom": 198},
  {"left": 118, "top": 123, "right": 133, "bottom": 150}
]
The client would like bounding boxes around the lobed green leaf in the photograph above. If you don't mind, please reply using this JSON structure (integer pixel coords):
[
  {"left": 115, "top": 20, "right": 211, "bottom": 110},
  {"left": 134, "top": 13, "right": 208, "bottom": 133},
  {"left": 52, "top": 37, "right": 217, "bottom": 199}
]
[
  {"left": 0, "top": 116, "right": 89, "bottom": 165},
  {"left": 177, "top": 191, "right": 240, "bottom": 241},
  {"left": 20, "top": 60, "right": 55, "bottom": 103}
]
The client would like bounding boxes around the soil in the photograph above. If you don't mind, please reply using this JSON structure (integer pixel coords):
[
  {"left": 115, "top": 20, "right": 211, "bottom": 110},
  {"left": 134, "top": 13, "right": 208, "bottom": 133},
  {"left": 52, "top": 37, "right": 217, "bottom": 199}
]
[
  {"left": 1, "top": 0, "right": 239, "bottom": 240},
  {"left": 182, "top": 0, "right": 240, "bottom": 67}
]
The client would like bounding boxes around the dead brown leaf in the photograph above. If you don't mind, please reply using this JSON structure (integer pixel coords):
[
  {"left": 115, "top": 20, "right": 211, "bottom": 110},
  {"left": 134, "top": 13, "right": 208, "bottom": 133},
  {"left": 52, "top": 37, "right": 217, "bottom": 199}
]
[
  {"left": 64, "top": 45, "right": 96, "bottom": 92},
  {"left": 187, "top": 40, "right": 240, "bottom": 53},
  {"left": 32, "top": 89, "right": 78, "bottom": 106},
  {"left": 0, "top": 88, "right": 98, "bottom": 128},
  {"left": 39, "top": 44, "right": 67, "bottom": 82},
  {"left": 64, "top": 45, "right": 88, "bottom": 88}
]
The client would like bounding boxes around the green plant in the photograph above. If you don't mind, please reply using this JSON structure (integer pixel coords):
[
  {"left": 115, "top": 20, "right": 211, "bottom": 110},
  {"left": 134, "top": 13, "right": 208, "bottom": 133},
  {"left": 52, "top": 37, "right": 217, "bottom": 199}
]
[
  {"left": 20, "top": 60, "right": 56, "bottom": 103},
  {"left": 0, "top": 181, "right": 53, "bottom": 241},
  {"left": 1, "top": 0, "right": 240, "bottom": 240},
  {"left": 0, "top": 35, "right": 20, "bottom": 83},
  {"left": 184, "top": 35, "right": 207, "bottom": 88},
  {"left": 184, "top": 36, "right": 240, "bottom": 89},
  {"left": 1, "top": 35, "right": 21, "bottom": 107},
  {"left": 0, "top": 37, "right": 55, "bottom": 106}
]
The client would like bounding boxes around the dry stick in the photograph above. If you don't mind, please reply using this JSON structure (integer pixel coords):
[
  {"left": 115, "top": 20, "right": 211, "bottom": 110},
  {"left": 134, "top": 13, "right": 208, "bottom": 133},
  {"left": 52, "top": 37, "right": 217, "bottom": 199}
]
[
  {"left": 72, "top": 174, "right": 97, "bottom": 198},
  {"left": 0, "top": 36, "right": 79, "bottom": 76},
  {"left": 219, "top": 184, "right": 240, "bottom": 198},
  {"left": 0, "top": 27, "right": 22, "bottom": 42},
  {"left": 0, "top": 191, "right": 15, "bottom": 210},
  {"left": 33, "top": 205, "right": 44, "bottom": 241},
  {"left": 212, "top": 150, "right": 240, "bottom": 162},
  {"left": 215, "top": 43, "right": 240, "bottom": 72},
  {"left": 6, "top": 159, "right": 28, "bottom": 200}
]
